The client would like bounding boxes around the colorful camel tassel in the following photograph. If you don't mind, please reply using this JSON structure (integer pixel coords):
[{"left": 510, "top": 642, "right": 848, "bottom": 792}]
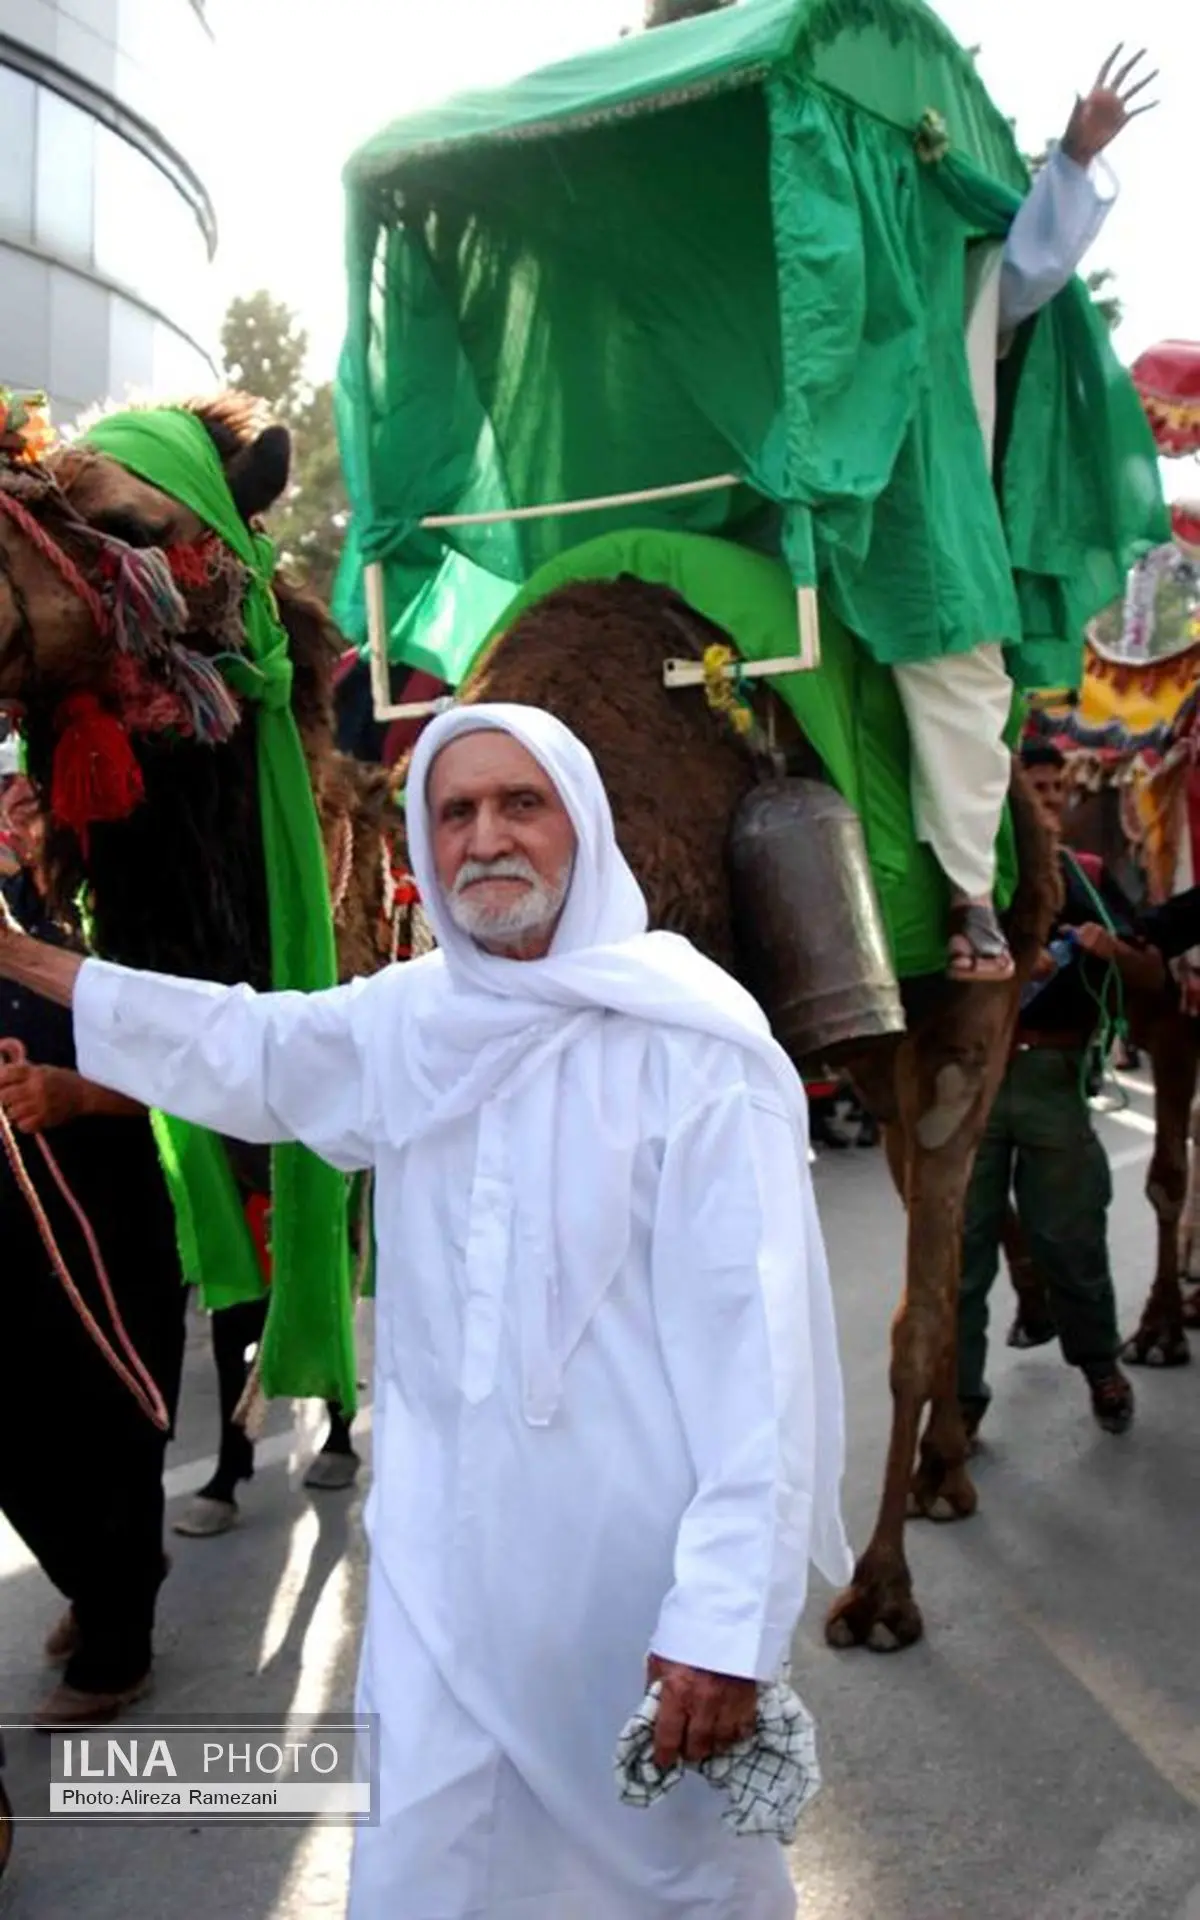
[
  {"left": 108, "top": 545, "right": 189, "bottom": 656},
  {"left": 171, "top": 647, "right": 243, "bottom": 744},
  {"left": 50, "top": 693, "right": 145, "bottom": 853}
]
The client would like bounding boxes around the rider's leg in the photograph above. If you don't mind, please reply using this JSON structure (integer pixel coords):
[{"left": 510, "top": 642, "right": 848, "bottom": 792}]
[{"left": 893, "top": 644, "right": 1014, "bottom": 980}]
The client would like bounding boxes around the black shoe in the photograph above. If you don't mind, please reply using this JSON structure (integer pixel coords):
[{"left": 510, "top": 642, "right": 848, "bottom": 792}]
[{"left": 1085, "top": 1365, "right": 1135, "bottom": 1435}]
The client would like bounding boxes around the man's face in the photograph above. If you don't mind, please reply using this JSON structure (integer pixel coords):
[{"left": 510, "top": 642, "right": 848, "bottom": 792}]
[
  {"left": 0, "top": 775, "right": 43, "bottom": 870},
  {"left": 1024, "top": 760, "right": 1066, "bottom": 832},
  {"left": 428, "top": 732, "right": 577, "bottom": 959}
]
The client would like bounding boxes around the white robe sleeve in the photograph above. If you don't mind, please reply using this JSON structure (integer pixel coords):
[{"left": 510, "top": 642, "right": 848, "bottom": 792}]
[
  {"left": 999, "top": 145, "right": 1117, "bottom": 335},
  {"left": 73, "top": 957, "right": 383, "bottom": 1171},
  {"left": 648, "top": 1080, "right": 832, "bottom": 1681}
]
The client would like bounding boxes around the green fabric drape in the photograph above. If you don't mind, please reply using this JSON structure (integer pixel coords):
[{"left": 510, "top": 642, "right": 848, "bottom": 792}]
[
  {"left": 150, "top": 1109, "right": 266, "bottom": 1311},
  {"left": 81, "top": 409, "right": 355, "bottom": 1412},
  {"left": 766, "top": 79, "right": 1025, "bottom": 657},
  {"left": 335, "top": 60, "right": 1163, "bottom": 686},
  {"left": 932, "top": 154, "right": 1170, "bottom": 688}
]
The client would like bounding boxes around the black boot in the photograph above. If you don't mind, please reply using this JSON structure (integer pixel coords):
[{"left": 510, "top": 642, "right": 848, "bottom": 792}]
[{"left": 1084, "top": 1364, "right": 1135, "bottom": 1435}]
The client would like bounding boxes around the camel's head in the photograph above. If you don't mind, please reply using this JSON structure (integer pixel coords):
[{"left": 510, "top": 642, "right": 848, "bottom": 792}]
[
  {"left": 0, "top": 391, "right": 347, "bottom": 981},
  {"left": 0, "top": 391, "right": 291, "bottom": 710}
]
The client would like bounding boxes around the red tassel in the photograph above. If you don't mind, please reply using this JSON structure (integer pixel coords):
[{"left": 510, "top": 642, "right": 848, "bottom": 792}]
[{"left": 50, "top": 693, "right": 144, "bottom": 853}]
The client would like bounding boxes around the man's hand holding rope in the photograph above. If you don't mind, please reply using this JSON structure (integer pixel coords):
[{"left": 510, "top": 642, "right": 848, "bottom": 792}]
[
  {"left": 0, "top": 922, "right": 83, "bottom": 1007},
  {"left": 0, "top": 1053, "right": 142, "bottom": 1131}
]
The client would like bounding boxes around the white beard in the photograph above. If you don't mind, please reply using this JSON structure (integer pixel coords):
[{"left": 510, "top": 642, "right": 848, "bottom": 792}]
[{"left": 447, "top": 855, "right": 571, "bottom": 948}]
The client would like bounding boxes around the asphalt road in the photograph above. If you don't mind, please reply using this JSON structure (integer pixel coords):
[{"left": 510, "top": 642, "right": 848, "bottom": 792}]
[{"left": 2, "top": 1066, "right": 1199, "bottom": 1918}]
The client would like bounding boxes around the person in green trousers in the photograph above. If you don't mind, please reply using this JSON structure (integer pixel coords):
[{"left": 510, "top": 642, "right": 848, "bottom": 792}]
[{"left": 957, "top": 743, "right": 1164, "bottom": 1439}]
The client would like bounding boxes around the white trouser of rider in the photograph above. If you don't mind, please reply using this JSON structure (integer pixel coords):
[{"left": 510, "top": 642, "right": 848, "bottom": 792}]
[
  {"left": 893, "top": 646, "right": 1014, "bottom": 901},
  {"left": 888, "top": 147, "right": 1117, "bottom": 910}
]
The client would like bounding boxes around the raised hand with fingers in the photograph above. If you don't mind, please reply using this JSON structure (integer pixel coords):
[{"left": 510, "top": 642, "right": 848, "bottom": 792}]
[{"left": 1062, "top": 45, "right": 1159, "bottom": 168}]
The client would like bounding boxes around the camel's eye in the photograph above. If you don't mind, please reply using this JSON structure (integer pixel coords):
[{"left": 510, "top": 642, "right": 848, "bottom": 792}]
[{"left": 89, "top": 511, "right": 164, "bottom": 549}]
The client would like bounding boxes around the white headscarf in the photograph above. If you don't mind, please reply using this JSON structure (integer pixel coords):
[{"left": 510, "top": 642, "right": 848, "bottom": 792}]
[{"left": 395, "top": 704, "right": 848, "bottom": 1583}]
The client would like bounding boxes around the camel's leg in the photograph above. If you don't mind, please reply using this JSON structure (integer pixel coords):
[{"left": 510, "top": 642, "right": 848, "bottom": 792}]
[
  {"left": 827, "top": 1139, "right": 975, "bottom": 1652},
  {"left": 303, "top": 1402, "right": 361, "bottom": 1490},
  {"left": 905, "top": 1132, "right": 980, "bottom": 1527},
  {"left": 828, "top": 1010, "right": 1011, "bottom": 1652},
  {"left": 1179, "top": 1093, "right": 1200, "bottom": 1318},
  {"left": 876, "top": 1115, "right": 976, "bottom": 1518},
  {"left": 1123, "top": 1016, "right": 1197, "bottom": 1368}
]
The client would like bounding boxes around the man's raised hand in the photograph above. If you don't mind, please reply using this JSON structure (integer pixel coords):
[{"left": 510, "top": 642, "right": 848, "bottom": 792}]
[{"left": 1062, "top": 46, "right": 1159, "bottom": 169}]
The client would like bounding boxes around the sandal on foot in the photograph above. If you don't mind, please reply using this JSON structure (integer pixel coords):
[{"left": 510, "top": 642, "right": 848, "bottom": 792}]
[{"left": 947, "top": 902, "right": 1015, "bottom": 983}]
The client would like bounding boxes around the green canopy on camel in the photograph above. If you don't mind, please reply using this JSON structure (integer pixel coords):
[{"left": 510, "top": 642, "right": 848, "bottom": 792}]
[{"left": 332, "top": 0, "right": 1167, "bottom": 978}]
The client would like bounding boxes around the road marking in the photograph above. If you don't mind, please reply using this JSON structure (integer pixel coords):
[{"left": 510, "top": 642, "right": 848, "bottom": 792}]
[{"left": 1016, "top": 1614, "right": 1200, "bottom": 1813}]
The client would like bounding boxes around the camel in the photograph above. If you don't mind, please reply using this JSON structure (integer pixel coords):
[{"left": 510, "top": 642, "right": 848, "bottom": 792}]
[
  {"left": 455, "top": 572, "right": 1059, "bottom": 1652},
  {"left": 0, "top": 391, "right": 400, "bottom": 1470},
  {"left": 0, "top": 396, "right": 1062, "bottom": 1652}
]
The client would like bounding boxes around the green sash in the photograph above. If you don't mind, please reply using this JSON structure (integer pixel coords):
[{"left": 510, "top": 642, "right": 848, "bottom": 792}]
[{"left": 82, "top": 409, "right": 355, "bottom": 1412}]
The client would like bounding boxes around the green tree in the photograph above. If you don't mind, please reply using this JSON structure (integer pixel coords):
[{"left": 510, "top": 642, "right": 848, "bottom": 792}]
[
  {"left": 220, "top": 292, "right": 308, "bottom": 419},
  {"left": 219, "top": 291, "right": 348, "bottom": 605}
]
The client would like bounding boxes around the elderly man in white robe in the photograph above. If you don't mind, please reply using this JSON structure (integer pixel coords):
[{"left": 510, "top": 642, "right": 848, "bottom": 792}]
[
  {"left": 912, "top": 45, "right": 1157, "bottom": 981},
  {"left": 0, "top": 704, "right": 852, "bottom": 1920}
]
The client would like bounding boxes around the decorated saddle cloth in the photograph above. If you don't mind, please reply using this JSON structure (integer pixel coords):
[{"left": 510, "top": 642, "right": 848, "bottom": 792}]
[
  {"left": 614, "top": 1675, "right": 822, "bottom": 1845},
  {"left": 471, "top": 528, "right": 1020, "bottom": 981}
]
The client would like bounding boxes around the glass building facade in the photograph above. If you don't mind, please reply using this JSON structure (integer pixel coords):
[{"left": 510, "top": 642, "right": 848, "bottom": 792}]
[{"left": 0, "top": 0, "right": 217, "bottom": 424}]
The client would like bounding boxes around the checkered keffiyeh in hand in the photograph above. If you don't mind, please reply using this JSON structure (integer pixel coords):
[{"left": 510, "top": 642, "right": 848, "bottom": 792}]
[{"left": 613, "top": 1676, "right": 821, "bottom": 1843}]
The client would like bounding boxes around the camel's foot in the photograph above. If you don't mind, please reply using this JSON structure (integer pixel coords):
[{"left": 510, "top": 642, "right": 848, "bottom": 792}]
[
  {"left": 303, "top": 1448, "right": 360, "bottom": 1491},
  {"left": 907, "top": 1452, "right": 978, "bottom": 1523},
  {"left": 1121, "top": 1323, "right": 1191, "bottom": 1368},
  {"left": 825, "top": 1562, "right": 923, "bottom": 1654}
]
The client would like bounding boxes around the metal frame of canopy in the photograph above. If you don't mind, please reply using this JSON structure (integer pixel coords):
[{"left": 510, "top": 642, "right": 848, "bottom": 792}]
[{"left": 364, "top": 477, "right": 822, "bottom": 720}]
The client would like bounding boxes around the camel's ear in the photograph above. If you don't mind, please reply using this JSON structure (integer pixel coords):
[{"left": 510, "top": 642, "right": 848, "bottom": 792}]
[{"left": 225, "top": 424, "right": 291, "bottom": 522}]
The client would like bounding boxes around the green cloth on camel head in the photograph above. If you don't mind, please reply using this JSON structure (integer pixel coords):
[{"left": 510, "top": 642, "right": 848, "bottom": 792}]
[{"left": 81, "top": 407, "right": 355, "bottom": 1414}]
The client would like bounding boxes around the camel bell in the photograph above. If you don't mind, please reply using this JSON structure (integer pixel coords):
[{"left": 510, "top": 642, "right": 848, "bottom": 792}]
[{"left": 728, "top": 777, "right": 905, "bottom": 1068}]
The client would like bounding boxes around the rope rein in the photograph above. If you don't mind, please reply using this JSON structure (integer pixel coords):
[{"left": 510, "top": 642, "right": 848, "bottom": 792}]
[
  {"left": 0, "top": 490, "right": 111, "bottom": 634},
  {"left": 328, "top": 811, "right": 355, "bottom": 922},
  {"left": 0, "top": 1041, "right": 169, "bottom": 1432},
  {"left": 0, "top": 889, "right": 168, "bottom": 1430},
  {"left": 1061, "top": 849, "right": 1129, "bottom": 1105}
]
